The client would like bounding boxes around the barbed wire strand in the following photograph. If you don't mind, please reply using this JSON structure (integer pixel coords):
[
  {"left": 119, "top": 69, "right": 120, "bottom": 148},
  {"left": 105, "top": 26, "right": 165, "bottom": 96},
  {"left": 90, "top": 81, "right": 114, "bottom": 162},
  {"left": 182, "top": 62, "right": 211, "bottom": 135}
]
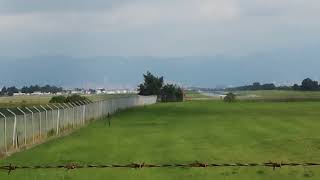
[{"left": 1, "top": 162, "right": 320, "bottom": 174}]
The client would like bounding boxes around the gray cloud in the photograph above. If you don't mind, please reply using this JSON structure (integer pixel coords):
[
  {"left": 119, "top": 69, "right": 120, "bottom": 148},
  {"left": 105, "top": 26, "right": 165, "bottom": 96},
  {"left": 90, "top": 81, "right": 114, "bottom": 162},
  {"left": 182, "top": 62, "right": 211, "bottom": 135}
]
[
  {"left": 0, "top": 0, "right": 319, "bottom": 57},
  {"left": 0, "top": 0, "right": 133, "bottom": 14}
]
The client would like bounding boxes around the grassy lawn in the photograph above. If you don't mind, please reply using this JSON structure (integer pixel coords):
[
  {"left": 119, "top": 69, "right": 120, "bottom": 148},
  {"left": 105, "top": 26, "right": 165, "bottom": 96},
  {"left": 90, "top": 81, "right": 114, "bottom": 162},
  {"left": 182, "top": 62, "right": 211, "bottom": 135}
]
[
  {"left": 84, "top": 94, "right": 137, "bottom": 102},
  {"left": 184, "top": 91, "right": 216, "bottom": 100},
  {"left": 0, "top": 94, "right": 136, "bottom": 108},
  {"left": 1, "top": 101, "right": 320, "bottom": 179},
  {"left": 0, "top": 95, "right": 53, "bottom": 107},
  {"left": 234, "top": 90, "right": 320, "bottom": 101}
]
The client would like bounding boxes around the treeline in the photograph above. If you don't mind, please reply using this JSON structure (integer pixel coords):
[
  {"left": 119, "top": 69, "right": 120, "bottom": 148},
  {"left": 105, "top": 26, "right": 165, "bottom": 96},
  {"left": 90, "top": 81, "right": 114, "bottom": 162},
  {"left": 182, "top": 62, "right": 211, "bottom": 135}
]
[
  {"left": 228, "top": 82, "right": 276, "bottom": 91},
  {"left": 226, "top": 78, "right": 320, "bottom": 91},
  {"left": 0, "top": 85, "right": 63, "bottom": 96},
  {"left": 138, "top": 71, "right": 184, "bottom": 102}
]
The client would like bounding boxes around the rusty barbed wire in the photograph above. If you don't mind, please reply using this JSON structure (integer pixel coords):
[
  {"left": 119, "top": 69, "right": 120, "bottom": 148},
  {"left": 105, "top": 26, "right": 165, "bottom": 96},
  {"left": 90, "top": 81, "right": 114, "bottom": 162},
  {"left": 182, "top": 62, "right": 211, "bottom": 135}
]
[{"left": 1, "top": 161, "right": 320, "bottom": 174}]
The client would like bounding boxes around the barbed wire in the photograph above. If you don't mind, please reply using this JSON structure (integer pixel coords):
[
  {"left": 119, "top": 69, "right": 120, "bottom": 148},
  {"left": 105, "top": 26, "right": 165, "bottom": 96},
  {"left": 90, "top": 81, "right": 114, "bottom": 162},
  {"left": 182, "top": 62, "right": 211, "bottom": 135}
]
[{"left": 1, "top": 161, "right": 320, "bottom": 174}]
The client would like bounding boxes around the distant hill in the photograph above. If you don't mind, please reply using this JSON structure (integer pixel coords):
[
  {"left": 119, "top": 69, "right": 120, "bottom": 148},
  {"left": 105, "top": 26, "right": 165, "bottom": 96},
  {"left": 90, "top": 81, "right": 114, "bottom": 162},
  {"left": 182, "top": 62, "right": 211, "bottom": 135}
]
[{"left": 0, "top": 52, "right": 320, "bottom": 88}]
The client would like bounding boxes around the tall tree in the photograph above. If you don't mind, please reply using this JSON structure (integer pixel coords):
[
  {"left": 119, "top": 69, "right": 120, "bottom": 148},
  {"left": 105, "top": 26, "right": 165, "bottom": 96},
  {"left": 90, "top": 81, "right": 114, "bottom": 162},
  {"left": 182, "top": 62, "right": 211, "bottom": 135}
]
[
  {"left": 160, "top": 84, "right": 184, "bottom": 102},
  {"left": 7, "top": 86, "right": 19, "bottom": 96},
  {"left": 0, "top": 86, "right": 7, "bottom": 96},
  {"left": 301, "top": 78, "right": 319, "bottom": 91},
  {"left": 138, "top": 71, "right": 164, "bottom": 96}
]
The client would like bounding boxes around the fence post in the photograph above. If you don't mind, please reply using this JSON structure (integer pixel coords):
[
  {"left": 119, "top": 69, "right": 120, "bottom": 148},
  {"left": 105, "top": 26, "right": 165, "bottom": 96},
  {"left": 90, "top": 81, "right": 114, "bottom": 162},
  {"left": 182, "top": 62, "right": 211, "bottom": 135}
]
[
  {"left": 0, "top": 112, "right": 7, "bottom": 153},
  {"left": 58, "top": 104, "right": 66, "bottom": 130},
  {"left": 40, "top": 105, "right": 48, "bottom": 134},
  {"left": 52, "top": 104, "right": 60, "bottom": 135},
  {"left": 17, "top": 107, "right": 27, "bottom": 146},
  {"left": 80, "top": 101, "right": 86, "bottom": 125},
  {"left": 74, "top": 101, "right": 82, "bottom": 125},
  {"left": 25, "top": 107, "right": 34, "bottom": 144},
  {"left": 33, "top": 106, "right": 42, "bottom": 138},
  {"left": 7, "top": 109, "right": 17, "bottom": 149},
  {"left": 63, "top": 103, "right": 70, "bottom": 127},
  {"left": 74, "top": 102, "right": 80, "bottom": 126},
  {"left": 68, "top": 103, "right": 75, "bottom": 128},
  {"left": 46, "top": 105, "right": 54, "bottom": 134},
  {"left": 74, "top": 102, "right": 80, "bottom": 125}
]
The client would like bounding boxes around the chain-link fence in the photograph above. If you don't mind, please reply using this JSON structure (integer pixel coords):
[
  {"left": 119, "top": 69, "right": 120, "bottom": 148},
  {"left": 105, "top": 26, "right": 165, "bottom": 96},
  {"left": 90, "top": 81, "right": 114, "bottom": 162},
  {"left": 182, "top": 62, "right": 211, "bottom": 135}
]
[{"left": 0, "top": 95, "right": 157, "bottom": 154}]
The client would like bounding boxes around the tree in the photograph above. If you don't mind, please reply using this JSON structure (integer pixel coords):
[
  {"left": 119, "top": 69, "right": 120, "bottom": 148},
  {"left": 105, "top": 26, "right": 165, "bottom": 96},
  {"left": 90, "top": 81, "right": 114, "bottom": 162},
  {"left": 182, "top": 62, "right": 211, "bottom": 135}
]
[
  {"left": 301, "top": 78, "right": 319, "bottom": 91},
  {"left": 138, "top": 71, "right": 164, "bottom": 96},
  {"left": 224, "top": 92, "right": 236, "bottom": 103},
  {"left": 6, "top": 86, "right": 19, "bottom": 96},
  {"left": 252, "top": 82, "right": 261, "bottom": 90},
  {"left": 21, "top": 86, "right": 30, "bottom": 93},
  {"left": 293, "top": 84, "right": 300, "bottom": 90},
  {"left": 160, "top": 84, "right": 184, "bottom": 102},
  {"left": 261, "top": 83, "right": 276, "bottom": 90},
  {"left": 49, "top": 94, "right": 89, "bottom": 103},
  {"left": 0, "top": 86, "right": 7, "bottom": 96},
  {"left": 175, "top": 87, "right": 184, "bottom": 102},
  {"left": 65, "top": 94, "right": 88, "bottom": 103}
]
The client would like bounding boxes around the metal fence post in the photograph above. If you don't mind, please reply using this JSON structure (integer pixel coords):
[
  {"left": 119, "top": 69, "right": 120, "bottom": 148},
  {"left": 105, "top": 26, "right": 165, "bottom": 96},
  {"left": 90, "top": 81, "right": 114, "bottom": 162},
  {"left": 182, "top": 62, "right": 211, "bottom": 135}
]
[
  {"left": 74, "top": 102, "right": 80, "bottom": 126},
  {"left": 58, "top": 104, "right": 66, "bottom": 130},
  {"left": 81, "top": 101, "right": 86, "bottom": 125},
  {"left": 25, "top": 107, "right": 34, "bottom": 144},
  {"left": 17, "top": 107, "right": 27, "bottom": 146},
  {"left": 68, "top": 103, "right": 75, "bottom": 128},
  {"left": 52, "top": 104, "right": 60, "bottom": 135},
  {"left": 62, "top": 103, "right": 70, "bottom": 127},
  {"left": 7, "top": 109, "right": 17, "bottom": 149},
  {"left": 0, "top": 112, "right": 7, "bottom": 153},
  {"left": 46, "top": 105, "right": 54, "bottom": 133},
  {"left": 33, "top": 106, "right": 42, "bottom": 137},
  {"left": 40, "top": 105, "right": 48, "bottom": 134}
]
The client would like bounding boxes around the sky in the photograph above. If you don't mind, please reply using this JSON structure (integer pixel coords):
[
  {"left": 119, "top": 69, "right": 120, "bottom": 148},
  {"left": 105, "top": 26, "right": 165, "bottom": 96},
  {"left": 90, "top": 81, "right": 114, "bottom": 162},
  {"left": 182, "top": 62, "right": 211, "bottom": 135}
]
[{"left": 0, "top": 0, "right": 320, "bottom": 88}]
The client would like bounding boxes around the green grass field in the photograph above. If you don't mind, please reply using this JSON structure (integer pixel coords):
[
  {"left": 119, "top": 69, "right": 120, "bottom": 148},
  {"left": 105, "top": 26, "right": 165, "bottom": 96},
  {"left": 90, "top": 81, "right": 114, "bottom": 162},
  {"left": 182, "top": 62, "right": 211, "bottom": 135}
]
[
  {"left": 184, "top": 91, "right": 214, "bottom": 100},
  {"left": 1, "top": 101, "right": 320, "bottom": 179},
  {"left": 0, "top": 95, "right": 53, "bottom": 107},
  {"left": 234, "top": 90, "right": 320, "bottom": 101},
  {"left": 186, "top": 90, "right": 320, "bottom": 102},
  {"left": 0, "top": 94, "right": 136, "bottom": 108}
]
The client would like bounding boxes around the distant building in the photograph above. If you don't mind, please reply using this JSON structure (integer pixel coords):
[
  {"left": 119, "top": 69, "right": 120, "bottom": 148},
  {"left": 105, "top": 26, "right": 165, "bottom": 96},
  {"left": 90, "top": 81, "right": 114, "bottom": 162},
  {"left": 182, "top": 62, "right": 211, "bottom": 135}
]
[
  {"left": 70, "top": 90, "right": 83, "bottom": 94},
  {"left": 31, "top": 91, "right": 43, "bottom": 95},
  {"left": 96, "top": 88, "right": 106, "bottom": 94},
  {"left": 106, "top": 90, "right": 116, "bottom": 94},
  {"left": 13, "top": 92, "right": 26, "bottom": 96}
]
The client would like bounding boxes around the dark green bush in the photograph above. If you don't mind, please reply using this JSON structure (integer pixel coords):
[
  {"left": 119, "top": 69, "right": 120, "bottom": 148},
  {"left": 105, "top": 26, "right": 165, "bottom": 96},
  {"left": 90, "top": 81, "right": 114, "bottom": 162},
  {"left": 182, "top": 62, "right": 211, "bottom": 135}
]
[
  {"left": 49, "top": 94, "right": 89, "bottom": 104},
  {"left": 65, "top": 94, "right": 88, "bottom": 103},
  {"left": 49, "top": 96, "right": 66, "bottom": 103},
  {"left": 224, "top": 93, "right": 236, "bottom": 103},
  {"left": 160, "top": 84, "right": 184, "bottom": 102}
]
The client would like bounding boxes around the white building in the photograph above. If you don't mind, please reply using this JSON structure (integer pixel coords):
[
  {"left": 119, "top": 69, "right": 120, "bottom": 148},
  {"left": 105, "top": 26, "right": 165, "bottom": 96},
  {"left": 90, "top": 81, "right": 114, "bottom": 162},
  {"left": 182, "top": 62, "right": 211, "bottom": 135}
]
[
  {"left": 13, "top": 92, "right": 26, "bottom": 96},
  {"left": 31, "top": 91, "right": 43, "bottom": 95}
]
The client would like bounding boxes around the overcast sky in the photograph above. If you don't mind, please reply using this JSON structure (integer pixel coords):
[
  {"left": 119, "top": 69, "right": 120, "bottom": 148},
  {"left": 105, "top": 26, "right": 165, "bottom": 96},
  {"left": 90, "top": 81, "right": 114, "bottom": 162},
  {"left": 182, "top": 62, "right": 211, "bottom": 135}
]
[
  {"left": 0, "top": 0, "right": 319, "bottom": 57},
  {"left": 0, "top": 1, "right": 319, "bottom": 88}
]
